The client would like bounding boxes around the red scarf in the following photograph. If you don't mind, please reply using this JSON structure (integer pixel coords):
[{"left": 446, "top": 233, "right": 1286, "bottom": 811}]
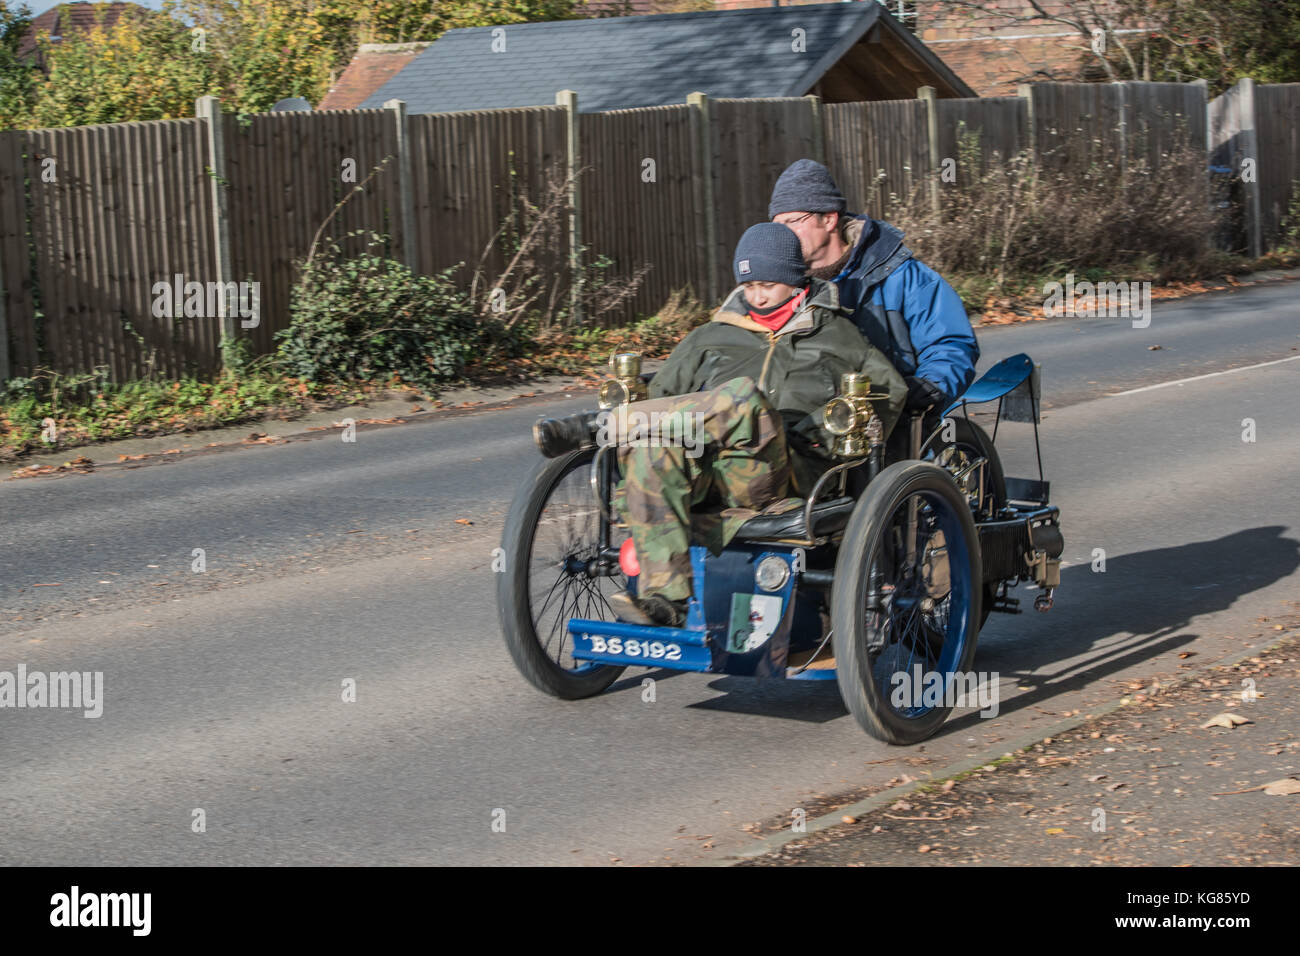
[{"left": 747, "top": 287, "right": 808, "bottom": 331}]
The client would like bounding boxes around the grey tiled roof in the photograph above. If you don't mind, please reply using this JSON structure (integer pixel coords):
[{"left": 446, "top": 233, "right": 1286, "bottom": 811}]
[{"left": 362, "top": 2, "right": 900, "bottom": 113}]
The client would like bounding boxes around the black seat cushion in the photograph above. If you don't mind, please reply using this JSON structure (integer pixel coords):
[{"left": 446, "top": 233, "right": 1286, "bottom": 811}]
[{"left": 734, "top": 496, "right": 856, "bottom": 541}]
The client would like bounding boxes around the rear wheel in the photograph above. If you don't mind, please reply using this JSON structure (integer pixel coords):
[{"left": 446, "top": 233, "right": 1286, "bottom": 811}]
[
  {"left": 497, "top": 447, "right": 628, "bottom": 699},
  {"left": 832, "top": 461, "right": 982, "bottom": 745},
  {"left": 929, "top": 417, "right": 1005, "bottom": 627}
]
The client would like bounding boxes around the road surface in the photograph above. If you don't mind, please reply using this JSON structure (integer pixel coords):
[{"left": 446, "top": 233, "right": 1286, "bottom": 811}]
[{"left": 2, "top": 280, "right": 1297, "bottom": 865}]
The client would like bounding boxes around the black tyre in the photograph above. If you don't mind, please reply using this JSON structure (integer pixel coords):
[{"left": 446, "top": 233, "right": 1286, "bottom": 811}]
[
  {"left": 929, "top": 416, "right": 1006, "bottom": 627},
  {"left": 497, "top": 447, "right": 627, "bottom": 699},
  {"left": 832, "top": 461, "right": 983, "bottom": 745}
]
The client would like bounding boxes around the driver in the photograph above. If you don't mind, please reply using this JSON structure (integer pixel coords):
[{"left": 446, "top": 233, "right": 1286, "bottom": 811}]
[
  {"left": 768, "top": 159, "right": 979, "bottom": 415},
  {"left": 584, "top": 222, "right": 907, "bottom": 627}
]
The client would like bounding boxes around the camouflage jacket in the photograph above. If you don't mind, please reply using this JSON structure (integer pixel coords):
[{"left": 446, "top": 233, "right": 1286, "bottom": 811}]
[{"left": 649, "top": 279, "right": 907, "bottom": 461}]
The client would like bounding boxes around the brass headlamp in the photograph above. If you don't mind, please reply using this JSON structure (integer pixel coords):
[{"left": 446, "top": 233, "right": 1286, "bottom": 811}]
[
  {"left": 822, "top": 372, "right": 886, "bottom": 457},
  {"left": 597, "top": 351, "right": 648, "bottom": 409}
]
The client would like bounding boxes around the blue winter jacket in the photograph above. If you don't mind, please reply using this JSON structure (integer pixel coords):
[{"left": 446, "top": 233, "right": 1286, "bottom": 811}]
[{"left": 830, "top": 216, "right": 978, "bottom": 405}]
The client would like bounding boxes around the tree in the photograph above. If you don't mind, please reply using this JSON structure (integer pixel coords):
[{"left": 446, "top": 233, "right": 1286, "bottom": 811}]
[
  {"left": 0, "top": 2, "right": 38, "bottom": 129},
  {"left": 929, "top": 0, "right": 1300, "bottom": 93},
  {"left": 26, "top": 4, "right": 224, "bottom": 128},
  {"left": 2, "top": 0, "right": 581, "bottom": 128},
  {"left": 1128, "top": 0, "right": 1300, "bottom": 92}
]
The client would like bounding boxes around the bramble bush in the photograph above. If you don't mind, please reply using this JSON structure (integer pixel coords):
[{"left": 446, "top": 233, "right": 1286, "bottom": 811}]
[{"left": 276, "top": 232, "right": 506, "bottom": 392}]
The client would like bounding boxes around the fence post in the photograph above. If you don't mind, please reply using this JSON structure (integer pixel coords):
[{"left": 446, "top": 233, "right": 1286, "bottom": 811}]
[
  {"left": 688, "top": 91, "right": 718, "bottom": 305},
  {"left": 804, "top": 93, "right": 824, "bottom": 165},
  {"left": 1017, "top": 82, "right": 1038, "bottom": 203},
  {"left": 917, "top": 85, "right": 940, "bottom": 214},
  {"left": 556, "top": 89, "right": 583, "bottom": 325},
  {"left": 1192, "top": 78, "right": 1210, "bottom": 155},
  {"left": 1238, "top": 78, "right": 1263, "bottom": 258},
  {"left": 196, "top": 95, "right": 236, "bottom": 354},
  {"left": 1191, "top": 79, "right": 1211, "bottom": 254},
  {"left": 0, "top": 222, "right": 8, "bottom": 384},
  {"left": 383, "top": 99, "right": 417, "bottom": 272},
  {"left": 1114, "top": 80, "right": 1127, "bottom": 180},
  {"left": 1017, "top": 83, "right": 1036, "bottom": 159}
]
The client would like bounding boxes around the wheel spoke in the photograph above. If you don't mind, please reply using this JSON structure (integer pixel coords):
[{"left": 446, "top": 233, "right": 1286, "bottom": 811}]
[
  {"left": 859, "top": 485, "right": 976, "bottom": 721},
  {"left": 522, "top": 452, "right": 630, "bottom": 674}
]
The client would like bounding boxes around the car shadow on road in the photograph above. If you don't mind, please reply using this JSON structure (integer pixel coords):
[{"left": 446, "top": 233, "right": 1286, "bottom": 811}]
[
  {"left": 673, "top": 526, "right": 1300, "bottom": 730},
  {"left": 937, "top": 524, "right": 1300, "bottom": 739}
]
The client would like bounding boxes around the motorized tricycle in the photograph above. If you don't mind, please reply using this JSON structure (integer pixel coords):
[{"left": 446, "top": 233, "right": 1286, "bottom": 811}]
[{"left": 498, "top": 352, "right": 1062, "bottom": 744}]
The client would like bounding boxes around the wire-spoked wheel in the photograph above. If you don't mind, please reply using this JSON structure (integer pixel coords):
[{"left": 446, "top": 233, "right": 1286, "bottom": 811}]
[
  {"left": 832, "top": 461, "right": 983, "bottom": 744},
  {"left": 497, "top": 446, "right": 628, "bottom": 698},
  {"left": 927, "top": 416, "right": 1006, "bottom": 628}
]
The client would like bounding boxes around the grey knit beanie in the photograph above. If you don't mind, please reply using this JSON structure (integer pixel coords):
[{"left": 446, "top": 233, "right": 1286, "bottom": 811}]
[
  {"left": 768, "top": 158, "right": 847, "bottom": 218},
  {"left": 733, "top": 222, "right": 807, "bottom": 286}
]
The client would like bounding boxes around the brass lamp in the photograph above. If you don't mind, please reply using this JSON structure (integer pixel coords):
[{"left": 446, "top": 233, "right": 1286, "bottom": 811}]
[
  {"left": 598, "top": 351, "right": 648, "bottom": 408},
  {"left": 822, "top": 372, "right": 886, "bottom": 457}
]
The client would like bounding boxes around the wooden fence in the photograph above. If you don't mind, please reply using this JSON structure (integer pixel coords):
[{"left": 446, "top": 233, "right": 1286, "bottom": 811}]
[
  {"left": 2, "top": 79, "right": 1297, "bottom": 383},
  {"left": 1253, "top": 83, "right": 1300, "bottom": 250}
]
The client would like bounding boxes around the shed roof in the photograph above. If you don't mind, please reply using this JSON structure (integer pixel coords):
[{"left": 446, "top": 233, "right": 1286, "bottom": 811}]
[{"left": 361, "top": 2, "right": 973, "bottom": 113}]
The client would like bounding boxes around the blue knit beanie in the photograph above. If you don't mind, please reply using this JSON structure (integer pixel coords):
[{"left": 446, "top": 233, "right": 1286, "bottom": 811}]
[
  {"left": 768, "top": 158, "right": 847, "bottom": 218},
  {"left": 733, "top": 222, "right": 807, "bottom": 286}
]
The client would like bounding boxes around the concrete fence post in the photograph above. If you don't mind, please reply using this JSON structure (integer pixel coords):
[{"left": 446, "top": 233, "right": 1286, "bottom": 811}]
[
  {"left": 0, "top": 220, "right": 8, "bottom": 384},
  {"left": 804, "top": 93, "right": 825, "bottom": 166},
  {"left": 383, "top": 99, "right": 417, "bottom": 272},
  {"left": 1115, "top": 80, "right": 1127, "bottom": 180},
  {"left": 1238, "top": 78, "right": 1263, "bottom": 258},
  {"left": 196, "top": 96, "right": 236, "bottom": 353},
  {"left": 556, "top": 89, "right": 583, "bottom": 325},
  {"left": 917, "top": 85, "right": 940, "bottom": 214},
  {"left": 687, "top": 91, "right": 718, "bottom": 305}
]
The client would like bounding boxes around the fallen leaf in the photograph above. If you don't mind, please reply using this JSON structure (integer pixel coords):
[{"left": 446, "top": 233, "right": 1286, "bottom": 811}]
[
  {"left": 1200, "top": 713, "right": 1252, "bottom": 730},
  {"left": 1215, "top": 777, "right": 1300, "bottom": 796}
]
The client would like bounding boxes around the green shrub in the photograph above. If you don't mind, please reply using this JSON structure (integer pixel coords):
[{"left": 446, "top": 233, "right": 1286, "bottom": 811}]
[{"left": 277, "top": 232, "right": 488, "bottom": 391}]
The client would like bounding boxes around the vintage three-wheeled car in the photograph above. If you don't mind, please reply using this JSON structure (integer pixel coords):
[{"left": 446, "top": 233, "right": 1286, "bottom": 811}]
[{"left": 497, "top": 352, "right": 1063, "bottom": 744}]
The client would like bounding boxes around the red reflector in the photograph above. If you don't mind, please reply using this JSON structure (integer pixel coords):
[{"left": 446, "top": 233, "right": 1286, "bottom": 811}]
[{"left": 619, "top": 538, "right": 640, "bottom": 577}]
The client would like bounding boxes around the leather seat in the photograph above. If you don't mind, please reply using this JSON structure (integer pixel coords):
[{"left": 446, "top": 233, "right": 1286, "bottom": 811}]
[{"left": 734, "top": 496, "right": 856, "bottom": 541}]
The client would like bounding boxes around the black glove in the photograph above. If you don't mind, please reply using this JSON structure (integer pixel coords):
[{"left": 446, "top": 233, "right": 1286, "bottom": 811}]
[{"left": 904, "top": 376, "right": 946, "bottom": 411}]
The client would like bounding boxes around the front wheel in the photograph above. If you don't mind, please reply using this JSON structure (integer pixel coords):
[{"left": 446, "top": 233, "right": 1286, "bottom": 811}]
[
  {"left": 831, "top": 461, "right": 983, "bottom": 745},
  {"left": 497, "top": 447, "right": 627, "bottom": 699}
]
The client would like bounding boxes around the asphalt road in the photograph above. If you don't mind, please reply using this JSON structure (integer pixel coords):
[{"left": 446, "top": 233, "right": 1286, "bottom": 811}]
[{"left": 1, "top": 280, "right": 1297, "bottom": 865}]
